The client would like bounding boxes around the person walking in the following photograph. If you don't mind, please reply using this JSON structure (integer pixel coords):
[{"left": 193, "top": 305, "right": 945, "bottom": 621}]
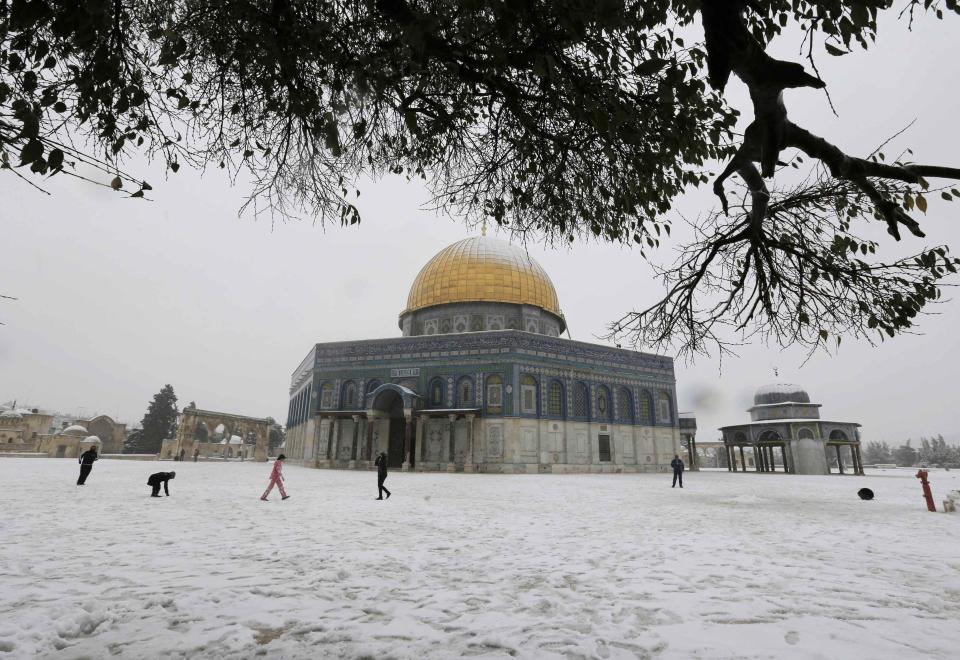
[
  {"left": 375, "top": 451, "right": 391, "bottom": 500},
  {"left": 147, "top": 471, "right": 176, "bottom": 497},
  {"left": 193, "top": 447, "right": 199, "bottom": 462},
  {"left": 671, "top": 454, "right": 684, "bottom": 488},
  {"left": 178, "top": 448, "right": 185, "bottom": 462},
  {"left": 261, "top": 454, "right": 289, "bottom": 501},
  {"left": 77, "top": 446, "right": 98, "bottom": 485}
]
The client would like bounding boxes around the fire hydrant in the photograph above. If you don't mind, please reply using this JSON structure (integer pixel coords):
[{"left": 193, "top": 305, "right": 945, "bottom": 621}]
[{"left": 915, "top": 470, "right": 937, "bottom": 512}]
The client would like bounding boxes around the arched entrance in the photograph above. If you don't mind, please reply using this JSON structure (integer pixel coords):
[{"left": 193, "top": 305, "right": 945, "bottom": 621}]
[{"left": 371, "top": 388, "right": 413, "bottom": 469}]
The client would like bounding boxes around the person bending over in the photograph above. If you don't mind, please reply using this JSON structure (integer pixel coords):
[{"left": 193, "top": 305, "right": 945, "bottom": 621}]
[{"left": 147, "top": 471, "right": 176, "bottom": 497}]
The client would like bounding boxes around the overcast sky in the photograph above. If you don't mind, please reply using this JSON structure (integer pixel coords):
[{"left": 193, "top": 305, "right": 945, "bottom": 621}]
[{"left": 2, "top": 12, "right": 958, "bottom": 444}]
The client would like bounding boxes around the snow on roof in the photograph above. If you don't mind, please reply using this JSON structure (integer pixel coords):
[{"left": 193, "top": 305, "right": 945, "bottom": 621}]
[
  {"left": 60, "top": 424, "right": 89, "bottom": 435},
  {"left": 0, "top": 410, "right": 22, "bottom": 419},
  {"left": 753, "top": 383, "right": 811, "bottom": 405},
  {"left": 83, "top": 435, "right": 102, "bottom": 443}
]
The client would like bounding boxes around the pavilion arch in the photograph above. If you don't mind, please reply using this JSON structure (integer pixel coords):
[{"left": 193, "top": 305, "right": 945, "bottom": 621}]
[
  {"left": 733, "top": 431, "right": 748, "bottom": 443},
  {"left": 797, "top": 427, "right": 815, "bottom": 440},
  {"left": 758, "top": 430, "right": 782, "bottom": 442},
  {"left": 829, "top": 429, "right": 849, "bottom": 441}
]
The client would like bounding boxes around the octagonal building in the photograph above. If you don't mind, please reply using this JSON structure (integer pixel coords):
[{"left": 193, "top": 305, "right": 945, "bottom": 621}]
[{"left": 284, "top": 236, "right": 683, "bottom": 473}]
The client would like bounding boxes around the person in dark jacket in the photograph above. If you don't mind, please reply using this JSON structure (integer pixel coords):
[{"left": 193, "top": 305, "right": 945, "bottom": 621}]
[
  {"left": 193, "top": 448, "right": 199, "bottom": 462},
  {"left": 375, "top": 452, "right": 391, "bottom": 500},
  {"left": 671, "top": 454, "right": 684, "bottom": 488},
  {"left": 147, "top": 471, "right": 176, "bottom": 497},
  {"left": 77, "top": 446, "right": 98, "bottom": 485}
]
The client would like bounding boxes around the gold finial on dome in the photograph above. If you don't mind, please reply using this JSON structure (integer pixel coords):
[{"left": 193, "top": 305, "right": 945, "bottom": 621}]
[{"left": 403, "top": 236, "right": 562, "bottom": 317}]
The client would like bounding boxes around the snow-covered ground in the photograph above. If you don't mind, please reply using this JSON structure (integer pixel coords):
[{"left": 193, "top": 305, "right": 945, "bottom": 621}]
[{"left": 1, "top": 459, "right": 958, "bottom": 659}]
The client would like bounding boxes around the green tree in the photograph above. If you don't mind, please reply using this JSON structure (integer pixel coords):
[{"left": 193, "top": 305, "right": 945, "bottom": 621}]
[
  {"left": 863, "top": 441, "right": 892, "bottom": 465},
  {"left": 2, "top": 1, "right": 959, "bottom": 353},
  {"left": 892, "top": 440, "right": 918, "bottom": 468},
  {"left": 128, "top": 385, "right": 178, "bottom": 454},
  {"left": 268, "top": 424, "right": 285, "bottom": 451}
]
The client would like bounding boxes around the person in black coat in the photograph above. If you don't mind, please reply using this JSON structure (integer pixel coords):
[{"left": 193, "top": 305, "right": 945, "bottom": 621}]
[
  {"left": 77, "top": 447, "right": 98, "bottom": 485},
  {"left": 147, "top": 471, "right": 176, "bottom": 497},
  {"left": 374, "top": 452, "right": 391, "bottom": 500},
  {"left": 671, "top": 454, "right": 684, "bottom": 488}
]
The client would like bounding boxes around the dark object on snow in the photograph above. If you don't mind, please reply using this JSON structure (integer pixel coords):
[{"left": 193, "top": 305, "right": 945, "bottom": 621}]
[
  {"left": 148, "top": 471, "right": 176, "bottom": 497},
  {"left": 857, "top": 488, "right": 874, "bottom": 501},
  {"left": 77, "top": 447, "right": 98, "bottom": 485},
  {"left": 375, "top": 452, "right": 391, "bottom": 500}
]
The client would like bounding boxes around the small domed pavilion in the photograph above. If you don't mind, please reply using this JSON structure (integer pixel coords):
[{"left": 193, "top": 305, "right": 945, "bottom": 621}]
[{"left": 719, "top": 383, "right": 863, "bottom": 475}]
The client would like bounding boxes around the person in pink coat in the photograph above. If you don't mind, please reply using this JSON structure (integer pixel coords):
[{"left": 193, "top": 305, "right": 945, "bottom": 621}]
[{"left": 261, "top": 454, "right": 290, "bottom": 501}]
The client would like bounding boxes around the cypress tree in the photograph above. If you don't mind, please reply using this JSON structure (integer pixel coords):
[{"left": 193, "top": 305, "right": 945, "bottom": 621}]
[{"left": 128, "top": 385, "right": 178, "bottom": 454}]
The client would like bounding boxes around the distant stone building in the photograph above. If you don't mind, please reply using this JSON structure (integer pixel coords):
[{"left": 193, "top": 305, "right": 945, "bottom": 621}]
[
  {"left": 0, "top": 407, "right": 126, "bottom": 457},
  {"left": 161, "top": 404, "right": 270, "bottom": 461},
  {"left": 284, "top": 235, "right": 686, "bottom": 473},
  {"left": 719, "top": 383, "right": 864, "bottom": 475},
  {"left": 0, "top": 408, "right": 53, "bottom": 453}
]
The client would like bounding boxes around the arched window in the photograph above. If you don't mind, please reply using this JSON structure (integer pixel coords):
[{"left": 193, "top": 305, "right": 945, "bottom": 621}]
[
  {"left": 547, "top": 381, "right": 564, "bottom": 417},
  {"left": 616, "top": 387, "right": 634, "bottom": 423},
  {"left": 429, "top": 377, "right": 445, "bottom": 406},
  {"left": 637, "top": 390, "right": 653, "bottom": 424},
  {"left": 573, "top": 382, "right": 589, "bottom": 419},
  {"left": 829, "top": 429, "right": 849, "bottom": 441},
  {"left": 733, "top": 431, "right": 748, "bottom": 444},
  {"left": 797, "top": 427, "right": 814, "bottom": 440},
  {"left": 657, "top": 392, "right": 672, "bottom": 424},
  {"left": 520, "top": 374, "right": 538, "bottom": 415},
  {"left": 486, "top": 375, "right": 503, "bottom": 414},
  {"left": 341, "top": 381, "right": 357, "bottom": 409},
  {"left": 596, "top": 385, "right": 611, "bottom": 421},
  {"left": 320, "top": 382, "right": 334, "bottom": 409},
  {"left": 759, "top": 430, "right": 782, "bottom": 442},
  {"left": 457, "top": 376, "right": 475, "bottom": 407}
]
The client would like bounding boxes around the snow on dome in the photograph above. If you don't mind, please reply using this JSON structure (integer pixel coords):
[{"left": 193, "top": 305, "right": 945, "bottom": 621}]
[
  {"left": 60, "top": 424, "right": 89, "bottom": 436},
  {"left": 83, "top": 435, "right": 102, "bottom": 443},
  {"left": 0, "top": 410, "right": 22, "bottom": 420},
  {"left": 753, "top": 383, "right": 811, "bottom": 406}
]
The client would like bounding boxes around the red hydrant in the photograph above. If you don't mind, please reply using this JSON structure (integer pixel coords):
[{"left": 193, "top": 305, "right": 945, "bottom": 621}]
[{"left": 916, "top": 470, "right": 937, "bottom": 512}]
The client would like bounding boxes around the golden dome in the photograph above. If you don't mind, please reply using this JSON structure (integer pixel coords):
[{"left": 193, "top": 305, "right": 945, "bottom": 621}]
[{"left": 404, "top": 237, "right": 562, "bottom": 316}]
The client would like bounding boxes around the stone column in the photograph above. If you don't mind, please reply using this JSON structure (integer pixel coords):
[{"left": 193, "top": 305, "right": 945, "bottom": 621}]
[
  {"left": 739, "top": 446, "right": 746, "bottom": 473},
  {"left": 835, "top": 445, "right": 844, "bottom": 474},
  {"left": 856, "top": 445, "right": 865, "bottom": 475},
  {"left": 447, "top": 414, "right": 457, "bottom": 472},
  {"left": 402, "top": 413, "right": 413, "bottom": 471},
  {"left": 330, "top": 418, "right": 340, "bottom": 464},
  {"left": 416, "top": 414, "right": 427, "bottom": 471},
  {"left": 349, "top": 415, "right": 360, "bottom": 468},
  {"left": 463, "top": 414, "right": 476, "bottom": 473},
  {"left": 365, "top": 416, "right": 376, "bottom": 462},
  {"left": 781, "top": 445, "right": 790, "bottom": 474}
]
